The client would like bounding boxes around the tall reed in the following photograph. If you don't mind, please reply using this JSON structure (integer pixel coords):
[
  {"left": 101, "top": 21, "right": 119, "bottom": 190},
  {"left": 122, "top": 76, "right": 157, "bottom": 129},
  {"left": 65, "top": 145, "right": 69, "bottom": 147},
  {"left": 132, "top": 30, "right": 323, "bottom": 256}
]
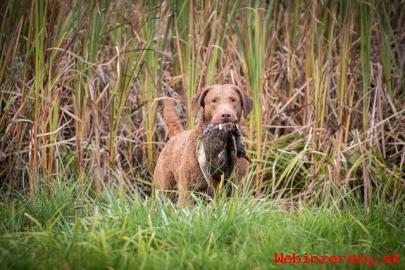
[{"left": 0, "top": 0, "right": 403, "bottom": 207}]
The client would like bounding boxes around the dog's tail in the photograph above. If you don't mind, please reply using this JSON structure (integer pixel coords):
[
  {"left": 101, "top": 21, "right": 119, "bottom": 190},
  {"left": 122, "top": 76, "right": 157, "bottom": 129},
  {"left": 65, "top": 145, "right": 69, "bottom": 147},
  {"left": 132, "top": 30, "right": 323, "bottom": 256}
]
[{"left": 163, "top": 98, "right": 184, "bottom": 137}]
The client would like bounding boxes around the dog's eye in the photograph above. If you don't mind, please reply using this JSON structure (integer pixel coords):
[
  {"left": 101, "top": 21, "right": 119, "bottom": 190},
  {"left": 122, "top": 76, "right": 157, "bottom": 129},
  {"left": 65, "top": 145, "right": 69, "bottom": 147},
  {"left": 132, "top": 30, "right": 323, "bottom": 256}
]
[
  {"left": 230, "top": 97, "right": 236, "bottom": 103},
  {"left": 211, "top": 98, "right": 218, "bottom": 103}
]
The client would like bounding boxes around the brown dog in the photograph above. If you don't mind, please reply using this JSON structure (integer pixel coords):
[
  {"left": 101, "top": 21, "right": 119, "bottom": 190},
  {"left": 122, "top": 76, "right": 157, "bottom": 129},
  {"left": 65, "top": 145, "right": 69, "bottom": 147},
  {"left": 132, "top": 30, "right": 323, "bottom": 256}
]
[{"left": 153, "top": 84, "right": 253, "bottom": 205}]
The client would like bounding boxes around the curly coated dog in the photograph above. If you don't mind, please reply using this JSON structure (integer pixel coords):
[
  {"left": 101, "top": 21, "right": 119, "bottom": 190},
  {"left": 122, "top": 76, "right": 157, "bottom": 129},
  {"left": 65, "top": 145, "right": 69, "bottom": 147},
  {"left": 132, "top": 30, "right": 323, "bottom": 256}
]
[{"left": 153, "top": 84, "right": 253, "bottom": 205}]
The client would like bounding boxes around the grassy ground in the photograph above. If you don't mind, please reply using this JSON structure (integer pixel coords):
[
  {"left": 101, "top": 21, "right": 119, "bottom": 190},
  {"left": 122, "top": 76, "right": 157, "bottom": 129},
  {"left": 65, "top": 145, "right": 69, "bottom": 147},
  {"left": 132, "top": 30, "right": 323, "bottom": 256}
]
[
  {"left": 0, "top": 183, "right": 404, "bottom": 270},
  {"left": 1, "top": 1, "right": 404, "bottom": 269},
  {"left": 1, "top": 0, "right": 404, "bottom": 204}
]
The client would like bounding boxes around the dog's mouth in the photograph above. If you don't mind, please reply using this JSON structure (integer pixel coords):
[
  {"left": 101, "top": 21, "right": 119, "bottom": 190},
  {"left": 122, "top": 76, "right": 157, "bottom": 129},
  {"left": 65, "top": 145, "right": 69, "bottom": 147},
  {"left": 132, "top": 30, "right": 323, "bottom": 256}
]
[
  {"left": 203, "top": 122, "right": 239, "bottom": 133},
  {"left": 210, "top": 118, "right": 238, "bottom": 125},
  {"left": 216, "top": 122, "right": 236, "bottom": 132}
]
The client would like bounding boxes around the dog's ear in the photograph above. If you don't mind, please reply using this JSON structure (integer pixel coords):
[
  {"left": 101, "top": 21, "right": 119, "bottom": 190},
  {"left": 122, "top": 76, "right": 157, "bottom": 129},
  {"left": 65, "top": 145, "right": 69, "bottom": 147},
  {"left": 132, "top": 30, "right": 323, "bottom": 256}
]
[
  {"left": 232, "top": 86, "right": 253, "bottom": 119},
  {"left": 191, "top": 86, "right": 212, "bottom": 117}
]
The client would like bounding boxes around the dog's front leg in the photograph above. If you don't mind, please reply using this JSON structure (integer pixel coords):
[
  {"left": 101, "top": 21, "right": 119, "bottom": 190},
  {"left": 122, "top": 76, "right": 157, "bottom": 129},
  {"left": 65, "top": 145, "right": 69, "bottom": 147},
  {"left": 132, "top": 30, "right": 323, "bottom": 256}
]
[
  {"left": 235, "top": 157, "right": 249, "bottom": 186},
  {"left": 177, "top": 185, "right": 190, "bottom": 207},
  {"left": 177, "top": 171, "right": 190, "bottom": 207}
]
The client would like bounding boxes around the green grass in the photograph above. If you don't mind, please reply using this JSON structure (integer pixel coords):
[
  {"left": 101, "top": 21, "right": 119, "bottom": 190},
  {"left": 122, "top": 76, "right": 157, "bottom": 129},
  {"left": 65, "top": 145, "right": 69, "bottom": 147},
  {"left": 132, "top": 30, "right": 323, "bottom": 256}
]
[
  {"left": 1, "top": 0, "right": 404, "bottom": 204},
  {"left": 0, "top": 183, "right": 404, "bottom": 270},
  {"left": 0, "top": 1, "right": 404, "bottom": 268}
]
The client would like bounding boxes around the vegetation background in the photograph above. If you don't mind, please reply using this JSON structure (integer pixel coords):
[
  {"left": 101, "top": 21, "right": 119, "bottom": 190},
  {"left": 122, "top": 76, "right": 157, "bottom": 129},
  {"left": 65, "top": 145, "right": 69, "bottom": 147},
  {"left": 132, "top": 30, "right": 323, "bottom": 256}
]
[{"left": 0, "top": 0, "right": 404, "bottom": 269}]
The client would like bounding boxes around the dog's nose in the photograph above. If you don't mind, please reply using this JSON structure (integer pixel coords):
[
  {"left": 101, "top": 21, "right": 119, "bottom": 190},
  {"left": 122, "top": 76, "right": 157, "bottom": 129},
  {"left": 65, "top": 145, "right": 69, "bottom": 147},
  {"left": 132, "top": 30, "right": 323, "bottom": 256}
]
[{"left": 220, "top": 111, "right": 236, "bottom": 123}]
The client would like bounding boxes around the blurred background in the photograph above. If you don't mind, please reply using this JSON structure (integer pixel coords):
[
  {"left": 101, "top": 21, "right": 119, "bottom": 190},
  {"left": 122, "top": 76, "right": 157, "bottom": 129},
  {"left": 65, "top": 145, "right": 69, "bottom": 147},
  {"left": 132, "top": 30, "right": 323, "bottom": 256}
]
[{"left": 0, "top": 0, "right": 404, "bottom": 206}]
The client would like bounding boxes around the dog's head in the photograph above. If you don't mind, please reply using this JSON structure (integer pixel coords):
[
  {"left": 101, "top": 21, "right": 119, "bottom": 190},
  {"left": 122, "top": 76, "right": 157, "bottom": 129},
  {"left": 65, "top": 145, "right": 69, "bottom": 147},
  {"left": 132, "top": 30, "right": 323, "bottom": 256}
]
[{"left": 192, "top": 84, "right": 253, "bottom": 124}]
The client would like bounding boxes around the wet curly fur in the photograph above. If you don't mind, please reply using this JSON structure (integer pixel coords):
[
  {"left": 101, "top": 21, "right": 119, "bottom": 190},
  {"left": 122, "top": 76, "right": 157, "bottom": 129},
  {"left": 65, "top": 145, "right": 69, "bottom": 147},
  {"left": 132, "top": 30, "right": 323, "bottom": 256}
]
[{"left": 153, "top": 84, "right": 253, "bottom": 206}]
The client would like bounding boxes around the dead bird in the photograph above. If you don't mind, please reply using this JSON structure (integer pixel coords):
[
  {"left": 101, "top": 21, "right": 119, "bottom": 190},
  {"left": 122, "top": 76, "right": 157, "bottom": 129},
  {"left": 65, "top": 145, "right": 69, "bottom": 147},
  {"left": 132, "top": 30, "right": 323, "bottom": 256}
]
[{"left": 196, "top": 122, "right": 248, "bottom": 183}]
